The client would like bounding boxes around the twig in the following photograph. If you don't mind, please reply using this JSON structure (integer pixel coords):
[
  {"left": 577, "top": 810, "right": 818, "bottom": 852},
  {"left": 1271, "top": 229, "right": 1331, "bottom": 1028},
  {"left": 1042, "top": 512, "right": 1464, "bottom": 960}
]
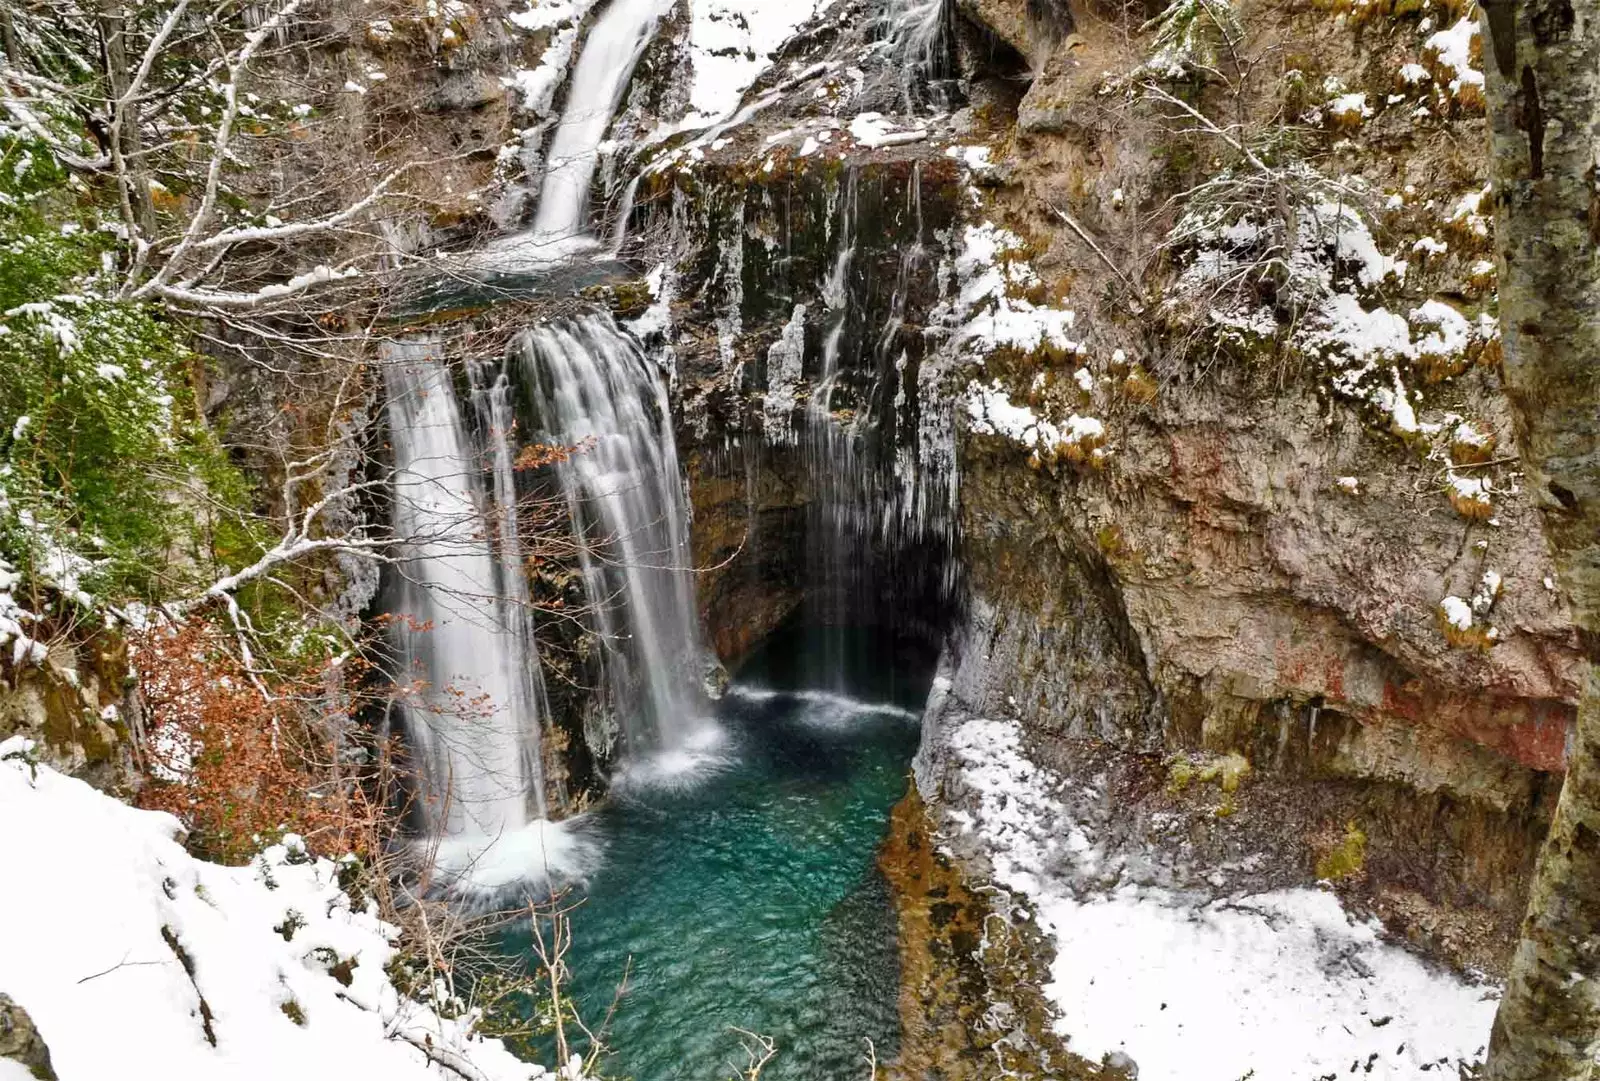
[{"left": 1046, "top": 205, "right": 1139, "bottom": 295}]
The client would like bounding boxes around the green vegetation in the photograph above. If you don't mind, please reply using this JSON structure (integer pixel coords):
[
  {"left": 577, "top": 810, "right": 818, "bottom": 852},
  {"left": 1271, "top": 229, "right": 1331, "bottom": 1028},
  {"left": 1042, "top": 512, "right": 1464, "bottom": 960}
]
[{"left": 0, "top": 133, "right": 259, "bottom": 609}]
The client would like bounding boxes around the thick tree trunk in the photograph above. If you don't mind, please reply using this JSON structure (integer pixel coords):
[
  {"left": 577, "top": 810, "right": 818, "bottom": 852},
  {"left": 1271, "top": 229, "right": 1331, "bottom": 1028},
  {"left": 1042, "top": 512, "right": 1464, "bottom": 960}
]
[{"left": 1480, "top": 0, "right": 1600, "bottom": 1078}]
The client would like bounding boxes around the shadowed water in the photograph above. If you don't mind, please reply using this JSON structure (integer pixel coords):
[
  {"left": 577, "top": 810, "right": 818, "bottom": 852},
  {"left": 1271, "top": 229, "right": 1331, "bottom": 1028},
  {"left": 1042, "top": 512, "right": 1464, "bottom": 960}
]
[{"left": 508, "top": 622, "right": 935, "bottom": 1080}]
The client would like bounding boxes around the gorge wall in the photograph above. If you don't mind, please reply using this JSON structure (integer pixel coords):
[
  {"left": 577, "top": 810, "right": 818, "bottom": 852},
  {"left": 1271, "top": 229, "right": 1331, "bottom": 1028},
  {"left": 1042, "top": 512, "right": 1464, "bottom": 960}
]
[{"left": 614, "top": 0, "right": 1582, "bottom": 974}]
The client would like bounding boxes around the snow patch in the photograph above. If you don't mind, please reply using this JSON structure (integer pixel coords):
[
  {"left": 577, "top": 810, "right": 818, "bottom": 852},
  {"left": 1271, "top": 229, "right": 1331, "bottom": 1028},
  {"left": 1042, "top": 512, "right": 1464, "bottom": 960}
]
[
  {"left": 0, "top": 741, "right": 556, "bottom": 1081},
  {"left": 940, "top": 718, "right": 1498, "bottom": 1081}
]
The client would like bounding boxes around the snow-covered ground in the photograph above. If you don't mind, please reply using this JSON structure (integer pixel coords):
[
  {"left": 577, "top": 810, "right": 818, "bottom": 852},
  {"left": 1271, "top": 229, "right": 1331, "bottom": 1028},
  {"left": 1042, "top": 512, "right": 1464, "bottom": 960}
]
[
  {"left": 0, "top": 738, "right": 558, "bottom": 1081},
  {"left": 939, "top": 714, "right": 1500, "bottom": 1080}
]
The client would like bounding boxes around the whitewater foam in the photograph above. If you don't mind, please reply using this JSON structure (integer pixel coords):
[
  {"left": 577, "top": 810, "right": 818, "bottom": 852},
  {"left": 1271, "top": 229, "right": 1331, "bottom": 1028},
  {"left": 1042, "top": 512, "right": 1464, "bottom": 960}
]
[
  {"left": 726, "top": 684, "right": 922, "bottom": 725},
  {"left": 425, "top": 817, "right": 602, "bottom": 908},
  {"left": 611, "top": 722, "right": 733, "bottom": 792}
]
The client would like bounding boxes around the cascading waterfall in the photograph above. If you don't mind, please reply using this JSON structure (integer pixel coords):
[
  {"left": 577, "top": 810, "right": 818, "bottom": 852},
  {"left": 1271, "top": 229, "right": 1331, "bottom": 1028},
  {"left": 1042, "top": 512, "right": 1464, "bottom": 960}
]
[
  {"left": 467, "top": 354, "right": 566, "bottom": 812},
  {"left": 514, "top": 312, "right": 714, "bottom": 759},
  {"left": 879, "top": 0, "right": 956, "bottom": 110},
  {"left": 383, "top": 340, "right": 587, "bottom": 899},
  {"left": 487, "top": 0, "right": 673, "bottom": 268}
]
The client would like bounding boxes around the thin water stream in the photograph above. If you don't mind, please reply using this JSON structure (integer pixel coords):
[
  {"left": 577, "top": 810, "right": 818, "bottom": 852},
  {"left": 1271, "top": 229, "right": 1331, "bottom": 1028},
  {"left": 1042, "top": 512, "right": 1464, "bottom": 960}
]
[{"left": 506, "top": 621, "right": 937, "bottom": 1081}]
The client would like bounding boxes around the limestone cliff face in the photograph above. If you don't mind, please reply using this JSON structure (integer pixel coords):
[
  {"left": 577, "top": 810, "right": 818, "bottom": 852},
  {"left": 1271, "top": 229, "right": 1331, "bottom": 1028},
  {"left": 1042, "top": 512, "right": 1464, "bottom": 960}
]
[
  {"left": 922, "top": 0, "right": 1576, "bottom": 960},
  {"left": 636, "top": 0, "right": 1578, "bottom": 963}
]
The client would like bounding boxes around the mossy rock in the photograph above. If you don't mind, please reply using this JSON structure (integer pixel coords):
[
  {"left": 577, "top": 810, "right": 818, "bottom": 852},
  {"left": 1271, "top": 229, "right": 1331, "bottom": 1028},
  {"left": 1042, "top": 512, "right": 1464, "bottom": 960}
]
[{"left": 1315, "top": 821, "right": 1368, "bottom": 881}]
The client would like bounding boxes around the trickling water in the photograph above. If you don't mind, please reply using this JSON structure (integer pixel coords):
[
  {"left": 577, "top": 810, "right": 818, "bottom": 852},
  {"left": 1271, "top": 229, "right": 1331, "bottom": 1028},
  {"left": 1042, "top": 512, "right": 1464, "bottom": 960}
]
[
  {"left": 879, "top": 0, "right": 956, "bottom": 111},
  {"left": 784, "top": 166, "right": 957, "bottom": 685},
  {"left": 514, "top": 312, "right": 712, "bottom": 753},
  {"left": 384, "top": 341, "right": 598, "bottom": 898},
  {"left": 489, "top": 0, "right": 673, "bottom": 267}
]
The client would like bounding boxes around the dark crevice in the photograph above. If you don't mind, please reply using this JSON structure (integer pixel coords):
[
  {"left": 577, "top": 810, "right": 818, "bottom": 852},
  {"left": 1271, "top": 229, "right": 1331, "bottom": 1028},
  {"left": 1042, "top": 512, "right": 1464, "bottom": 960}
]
[
  {"left": 161, "top": 925, "right": 217, "bottom": 1047},
  {"left": 1482, "top": 0, "right": 1518, "bottom": 76},
  {"left": 1521, "top": 65, "right": 1545, "bottom": 179}
]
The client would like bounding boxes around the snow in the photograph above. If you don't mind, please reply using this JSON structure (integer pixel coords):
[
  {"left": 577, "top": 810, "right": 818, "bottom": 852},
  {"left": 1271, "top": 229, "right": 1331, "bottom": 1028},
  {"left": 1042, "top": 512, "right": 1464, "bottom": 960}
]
[
  {"left": 947, "top": 223, "right": 1080, "bottom": 355},
  {"left": 507, "top": 0, "right": 592, "bottom": 31},
  {"left": 0, "top": 739, "right": 554, "bottom": 1081},
  {"left": 1440, "top": 595, "right": 1474, "bottom": 630},
  {"left": 1328, "top": 92, "right": 1371, "bottom": 120},
  {"left": 623, "top": 261, "right": 675, "bottom": 344},
  {"left": 965, "top": 382, "right": 1104, "bottom": 461},
  {"left": 1410, "top": 299, "right": 1471, "bottom": 357},
  {"left": 944, "top": 144, "right": 993, "bottom": 172},
  {"left": 500, "top": 0, "right": 607, "bottom": 117},
  {"left": 677, "top": 0, "right": 830, "bottom": 129},
  {"left": 847, "top": 112, "right": 928, "bottom": 148},
  {"left": 940, "top": 718, "right": 1498, "bottom": 1081},
  {"left": 1425, "top": 18, "right": 1485, "bottom": 99},
  {"left": 1472, "top": 569, "right": 1503, "bottom": 614},
  {"left": 0, "top": 557, "right": 47, "bottom": 667}
]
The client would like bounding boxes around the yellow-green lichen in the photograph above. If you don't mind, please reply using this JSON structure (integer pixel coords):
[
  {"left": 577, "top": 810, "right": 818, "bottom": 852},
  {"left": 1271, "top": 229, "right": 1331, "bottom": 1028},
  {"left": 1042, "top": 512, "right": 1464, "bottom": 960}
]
[{"left": 1315, "top": 821, "right": 1368, "bottom": 881}]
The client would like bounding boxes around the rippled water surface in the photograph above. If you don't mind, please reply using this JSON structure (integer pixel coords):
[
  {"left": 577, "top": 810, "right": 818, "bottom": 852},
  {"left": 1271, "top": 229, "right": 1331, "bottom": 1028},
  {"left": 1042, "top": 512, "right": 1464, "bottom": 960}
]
[{"left": 513, "top": 624, "right": 933, "bottom": 1081}]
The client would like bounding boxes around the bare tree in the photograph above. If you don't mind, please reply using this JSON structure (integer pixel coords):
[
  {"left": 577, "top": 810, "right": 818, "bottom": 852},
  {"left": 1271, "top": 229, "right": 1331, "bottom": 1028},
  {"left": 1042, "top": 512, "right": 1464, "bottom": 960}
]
[{"left": 1474, "top": 1, "right": 1600, "bottom": 1078}]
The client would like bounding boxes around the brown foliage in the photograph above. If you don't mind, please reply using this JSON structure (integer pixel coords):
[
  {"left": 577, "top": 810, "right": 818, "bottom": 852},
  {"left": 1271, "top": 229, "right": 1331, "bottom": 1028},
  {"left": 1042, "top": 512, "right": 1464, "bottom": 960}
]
[{"left": 132, "top": 622, "right": 393, "bottom": 864}]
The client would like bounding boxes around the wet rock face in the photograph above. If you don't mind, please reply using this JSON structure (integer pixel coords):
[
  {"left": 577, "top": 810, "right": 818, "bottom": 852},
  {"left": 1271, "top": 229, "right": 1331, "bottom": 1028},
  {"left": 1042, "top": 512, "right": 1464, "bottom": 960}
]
[{"left": 636, "top": 147, "right": 968, "bottom": 666}]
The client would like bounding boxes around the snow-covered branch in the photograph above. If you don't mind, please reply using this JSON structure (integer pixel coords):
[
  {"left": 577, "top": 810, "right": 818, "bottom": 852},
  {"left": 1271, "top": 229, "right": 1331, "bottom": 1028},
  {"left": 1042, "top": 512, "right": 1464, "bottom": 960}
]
[
  {"left": 131, "top": 0, "right": 308, "bottom": 299},
  {"left": 151, "top": 265, "right": 363, "bottom": 309}
]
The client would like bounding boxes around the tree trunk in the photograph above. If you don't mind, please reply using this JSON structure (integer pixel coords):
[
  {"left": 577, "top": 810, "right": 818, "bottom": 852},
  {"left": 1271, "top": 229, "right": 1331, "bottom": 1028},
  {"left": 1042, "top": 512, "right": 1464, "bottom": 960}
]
[
  {"left": 1, "top": 7, "right": 20, "bottom": 64},
  {"left": 98, "top": 0, "right": 155, "bottom": 237},
  {"left": 1480, "top": 0, "right": 1600, "bottom": 1078}
]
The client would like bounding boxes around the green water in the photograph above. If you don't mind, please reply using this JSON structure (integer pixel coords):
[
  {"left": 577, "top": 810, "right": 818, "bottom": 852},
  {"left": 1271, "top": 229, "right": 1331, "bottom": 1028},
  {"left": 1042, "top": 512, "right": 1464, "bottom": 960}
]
[{"left": 520, "top": 623, "right": 933, "bottom": 1081}]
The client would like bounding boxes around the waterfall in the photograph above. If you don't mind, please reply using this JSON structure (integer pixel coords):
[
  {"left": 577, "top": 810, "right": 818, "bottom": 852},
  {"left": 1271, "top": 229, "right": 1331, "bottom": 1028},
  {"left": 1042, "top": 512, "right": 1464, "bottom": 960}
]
[
  {"left": 383, "top": 340, "right": 587, "bottom": 900},
  {"left": 514, "top": 313, "right": 713, "bottom": 755},
  {"left": 486, "top": 0, "right": 672, "bottom": 268},
  {"left": 879, "top": 0, "right": 956, "bottom": 110}
]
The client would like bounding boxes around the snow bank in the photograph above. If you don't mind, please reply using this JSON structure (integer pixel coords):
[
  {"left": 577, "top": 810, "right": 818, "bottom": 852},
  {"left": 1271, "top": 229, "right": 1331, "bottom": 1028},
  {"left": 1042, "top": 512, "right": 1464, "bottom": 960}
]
[
  {"left": 0, "top": 739, "right": 553, "bottom": 1081},
  {"left": 940, "top": 718, "right": 1498, "bottom": 1080}
]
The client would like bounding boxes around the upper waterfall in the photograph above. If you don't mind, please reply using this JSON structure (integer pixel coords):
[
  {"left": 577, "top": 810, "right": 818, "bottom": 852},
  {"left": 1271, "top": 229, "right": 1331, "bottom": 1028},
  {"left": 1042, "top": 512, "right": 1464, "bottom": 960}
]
[{"left": 489, "top": 0, "right": 674, "bottom": 268}]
